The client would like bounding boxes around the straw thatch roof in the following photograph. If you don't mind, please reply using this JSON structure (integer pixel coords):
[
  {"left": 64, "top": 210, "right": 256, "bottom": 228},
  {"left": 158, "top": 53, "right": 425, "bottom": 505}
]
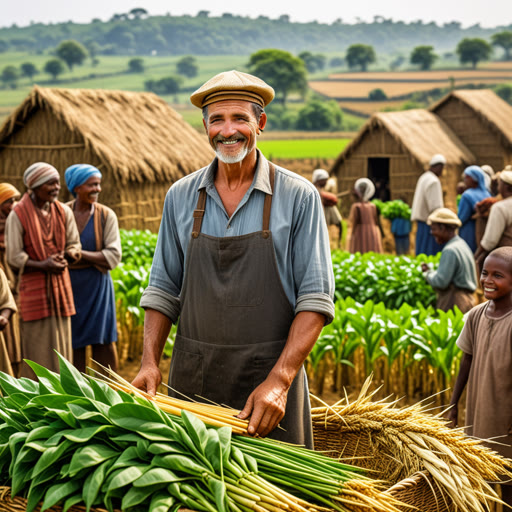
[
  {"left": 430, "top": 89, "right": 512, "bottom": 149},
  {"left": 0, "top": 86, "right": 214, "bottom": 184},
  {"left": 333, "top": 108, "right": 475, "bottom": 169}
]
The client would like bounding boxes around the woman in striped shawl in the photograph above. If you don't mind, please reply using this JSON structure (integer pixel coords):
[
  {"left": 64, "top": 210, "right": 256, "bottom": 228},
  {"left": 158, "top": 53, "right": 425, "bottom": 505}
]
[{"left": 5, "top": 162, "right": 81, "bottom": 378}]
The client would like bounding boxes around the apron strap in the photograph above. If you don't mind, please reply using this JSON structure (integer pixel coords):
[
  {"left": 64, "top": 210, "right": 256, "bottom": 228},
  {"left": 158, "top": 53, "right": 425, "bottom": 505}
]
[
  {"left": 192, "top": 188, "right": 207, "bottom": 238},
  {"left": 191, "top": 162, "right": 276, "bottom": 238},
  {"left": 262, "top": 162, "right": 275, "bottom": 236}
]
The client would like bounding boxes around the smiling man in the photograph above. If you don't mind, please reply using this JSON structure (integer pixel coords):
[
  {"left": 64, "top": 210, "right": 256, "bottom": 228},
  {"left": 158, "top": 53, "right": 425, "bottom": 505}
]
[
  {"left": 133, "top": 70, "right": 335, "bottom": 447},
  {"left": 420, "top": 207, "right": 477, "bottom": 313},
  {"left": 5, "top": 162, "right": 81, "bottom": 378}
]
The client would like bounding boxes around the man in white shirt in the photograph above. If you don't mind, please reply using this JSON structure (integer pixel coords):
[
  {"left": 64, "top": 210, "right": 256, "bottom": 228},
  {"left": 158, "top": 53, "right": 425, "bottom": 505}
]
[{"left": 411, "top": 154, "right": 445, "bottom": 255}]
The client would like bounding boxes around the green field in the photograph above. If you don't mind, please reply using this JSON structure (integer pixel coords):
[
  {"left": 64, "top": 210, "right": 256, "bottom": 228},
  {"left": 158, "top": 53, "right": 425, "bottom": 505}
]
[{"left": 258, "top": 138, "right": 350, "bottom": 159}]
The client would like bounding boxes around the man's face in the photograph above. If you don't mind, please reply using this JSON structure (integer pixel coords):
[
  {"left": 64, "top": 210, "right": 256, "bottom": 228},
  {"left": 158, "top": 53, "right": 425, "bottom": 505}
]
[
  {"left": 34, "top": 178, "right": 60, "bottom": 203},
  {"left": 0, "top": 197, "right": 16, "bottom": 216},
  {"left": 430, "top": 222, "right": 450, "bottom": 245},
  {"left": 203, "top": 100, "right": 267, "bottom": 164},
  {"left": 430, "top": 163, "right": 444, "bottom": 176},
  {"left": 75, "top": 176, "right": 102, "bottom": 205}
]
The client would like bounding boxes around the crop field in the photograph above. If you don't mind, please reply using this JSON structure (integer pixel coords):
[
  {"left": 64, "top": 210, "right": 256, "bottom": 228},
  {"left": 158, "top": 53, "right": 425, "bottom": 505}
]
[
  {"left": 257, "top": 138, "right": 351, "bottom": 159},
  {"left": 338, "top": 100, "right": 406, "bottom": 115},
  {"left": 328, "top": 69, "right": 512, "bottom": 81},
  {"left": 309, "top": 77, "right": 512, "bottom": 99}
]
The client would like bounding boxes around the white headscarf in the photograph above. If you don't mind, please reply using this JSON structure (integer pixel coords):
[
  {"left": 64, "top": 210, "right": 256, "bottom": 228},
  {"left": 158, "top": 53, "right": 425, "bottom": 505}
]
[
  {"left": 312, "top": 169, "right": 329, "bottom": 184},
  {"left": 354, "top": 178, "right": 375, "bottom": 202}
]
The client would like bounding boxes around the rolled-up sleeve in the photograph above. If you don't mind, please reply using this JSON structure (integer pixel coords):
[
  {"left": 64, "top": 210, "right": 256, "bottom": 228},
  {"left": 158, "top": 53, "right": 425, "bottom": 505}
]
[
  {"left": 140, "top": 189, "right": 184, "bottom": 324},
  {"left": 5, "top": 213, "right": 29, "bottom": 270},
  {"left": 291, "top": 189, "right": 335, "bottom": 323}
]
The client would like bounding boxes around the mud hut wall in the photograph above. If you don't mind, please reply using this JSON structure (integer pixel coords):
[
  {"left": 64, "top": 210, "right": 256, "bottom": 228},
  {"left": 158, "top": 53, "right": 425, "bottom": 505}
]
[
  {"left": 117, "top": 182, "right": 169, "bottom": 232},
  {"left": 388, "top": 155, "right": 424, "bottom": 207},
  {"left": 334, "top": 126, "right": 419, "bottom": 213},
  {"left": 434, "top": 100, "right": 505, "bottom": 171}
]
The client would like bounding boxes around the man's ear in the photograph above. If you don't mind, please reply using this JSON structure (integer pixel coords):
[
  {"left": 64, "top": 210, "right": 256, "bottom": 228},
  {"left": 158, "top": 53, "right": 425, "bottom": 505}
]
[
  {"left": 258, "top": 112, "right": 267, "bottom": 134},
  {"left": 202, "top": 118, "right": 207, "bottom": 132}
]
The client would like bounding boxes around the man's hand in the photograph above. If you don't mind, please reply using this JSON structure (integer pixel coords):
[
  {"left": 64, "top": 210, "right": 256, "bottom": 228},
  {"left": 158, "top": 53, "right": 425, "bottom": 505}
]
[
  {"left": 237, "top": 373, "right": 289, "bottom": 438},
  {"left": 421, "top": 262, "right": 430, "bottom": 272},
  {"left": 131, "top": 364, "right": 162, "bottom": 396},
  {"left": 0, "top": 316, "right": 8, "bottom": 331}
]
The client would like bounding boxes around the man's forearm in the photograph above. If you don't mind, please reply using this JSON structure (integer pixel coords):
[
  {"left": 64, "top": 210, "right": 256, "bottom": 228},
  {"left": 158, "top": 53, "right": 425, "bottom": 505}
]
[
  {"left": 141, "top": 308, "right": 173, "bottom": 368},
  {"left": 270, "top": 311, "right": 325, "bottom": 388}
]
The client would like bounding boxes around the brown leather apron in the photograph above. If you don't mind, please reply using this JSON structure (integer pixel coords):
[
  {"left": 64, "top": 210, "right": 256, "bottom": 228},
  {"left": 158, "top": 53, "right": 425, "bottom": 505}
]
[{"left": 168, "top": 164, "right": 313, "bottom": 447}]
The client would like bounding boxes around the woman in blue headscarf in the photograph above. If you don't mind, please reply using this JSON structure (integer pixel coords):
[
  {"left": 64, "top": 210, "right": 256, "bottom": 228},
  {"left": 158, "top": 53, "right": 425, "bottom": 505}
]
[
  {"left": 458, "top": 166, "right": 491, "bottom": 253},
  {"left": 65, "top": 164, "right": 122, "bottom": 374}
]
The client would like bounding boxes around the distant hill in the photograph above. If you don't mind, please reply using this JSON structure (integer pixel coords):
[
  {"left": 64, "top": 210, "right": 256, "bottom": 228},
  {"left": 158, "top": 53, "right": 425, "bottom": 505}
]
[{"left": 1, "top": 14, "right": 511, "bottom": 57}]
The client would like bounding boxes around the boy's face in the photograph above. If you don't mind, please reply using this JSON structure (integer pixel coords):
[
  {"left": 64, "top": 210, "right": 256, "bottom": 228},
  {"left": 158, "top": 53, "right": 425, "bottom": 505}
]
[{"left": 480, "top": 255, "right": 512, "bottom": 301}]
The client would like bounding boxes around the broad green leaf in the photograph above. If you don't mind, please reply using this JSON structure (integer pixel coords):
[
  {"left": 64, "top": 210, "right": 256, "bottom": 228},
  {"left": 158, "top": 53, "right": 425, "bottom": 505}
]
[
  {"left": 57, "top": 352, "right": 95, "bottom": 399},
  {"left": 208, "top": 477, "right": 227, "bottom": 512},
  {"left": 68, "top": 444, "right": 119, "bottom": 477},
  {"left": 83, "top": 458, "right": 115, "bottom": 511},
  {"left": 105, "top": 465, "right": 147, "bottom": 495},
  {"left": 181, "top": 410, "right": 208, "bottom": 454},
  {"left": 133, "top": 467, "right": 189, "bottom": 487},
  {"left": 150, "top": 490, "right": 177, "bottom": 512},
  {"left": 121, "top": 483, "right": 167, "bottom": 509},
  {"left": 40, "top": 479, "right": 82, "bottom": 511},
  {"left": 62, "top": 493, "right": 83, "bottom": 512},
  {"left": 32, "top": 440, "right": 73, "bottom": 478},
  {"left": 24, "top": 360, "right": 65, "bottom": 394}
]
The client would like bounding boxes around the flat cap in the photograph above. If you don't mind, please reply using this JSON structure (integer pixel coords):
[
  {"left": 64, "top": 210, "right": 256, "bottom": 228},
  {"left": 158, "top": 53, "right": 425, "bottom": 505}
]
[
  {"left": 427, "top": 208, "right": 462, "bottom": 227},
  {"left": 190, "top": 70, "right": 275, "bottom": 109},
  {"left": 429, "top": 154, "right": 447, "bottom": 167}
]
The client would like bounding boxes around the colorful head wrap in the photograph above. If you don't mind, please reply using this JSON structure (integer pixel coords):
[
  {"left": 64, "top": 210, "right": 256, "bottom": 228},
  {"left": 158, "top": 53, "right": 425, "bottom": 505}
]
[
  {"left": 0, "top": 183, "right": 20, "bottom": 205},
  {"left": 23, "top": 162, "right": 60, "bottom": 190},
  {"left": 463, "top": 165, "right": 487, "bottom": 191},
  {"left": 354, "top": 178, "right": 375, "bottom": 202},
  {"left": 64, "top": 164, "right": 102, "bottom": 197}
]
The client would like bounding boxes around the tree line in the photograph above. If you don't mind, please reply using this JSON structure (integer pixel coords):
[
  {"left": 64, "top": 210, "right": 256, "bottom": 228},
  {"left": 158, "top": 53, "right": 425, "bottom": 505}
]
[{"left": 1, "top": 12, "right": 511, "bottom": 57}]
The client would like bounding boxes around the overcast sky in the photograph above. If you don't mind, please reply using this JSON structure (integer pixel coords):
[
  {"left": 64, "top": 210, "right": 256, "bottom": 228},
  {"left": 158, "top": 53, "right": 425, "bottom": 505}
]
[{"left": 2, "top": 0, "right": 511, "bottom": 28}]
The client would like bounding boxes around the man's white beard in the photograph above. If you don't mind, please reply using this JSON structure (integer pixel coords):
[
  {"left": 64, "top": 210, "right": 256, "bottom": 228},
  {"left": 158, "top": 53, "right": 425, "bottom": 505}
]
[{"left": 216, "top": 145, "right": 249, "bottom": 164}]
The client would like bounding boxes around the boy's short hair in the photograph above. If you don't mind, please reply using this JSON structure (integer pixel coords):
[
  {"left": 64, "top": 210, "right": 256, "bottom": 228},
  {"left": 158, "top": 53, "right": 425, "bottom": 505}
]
[{"left": 487, "top": 247, "right": 512, "bottom": 270}]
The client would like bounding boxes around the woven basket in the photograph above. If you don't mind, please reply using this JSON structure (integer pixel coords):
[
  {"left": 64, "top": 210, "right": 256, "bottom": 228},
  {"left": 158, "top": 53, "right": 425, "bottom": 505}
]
[{"left": 312, "top": 425, "right": 454, "bottom": 512}]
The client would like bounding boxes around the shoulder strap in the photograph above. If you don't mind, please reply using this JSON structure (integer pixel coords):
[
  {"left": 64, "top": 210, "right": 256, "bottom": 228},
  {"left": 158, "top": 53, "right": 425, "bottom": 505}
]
[
  {"left": 262, "top": 162, "right": 275, "bottom": 234},
  {"left": 192, "top": 189, "right": 207, "bottom": 238}
]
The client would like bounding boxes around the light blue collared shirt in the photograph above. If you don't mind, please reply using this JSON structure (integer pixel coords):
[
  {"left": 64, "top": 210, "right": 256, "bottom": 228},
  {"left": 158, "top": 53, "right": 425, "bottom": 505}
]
[{"left": 140, "top": 151, "right": 335, "bottom": 324}]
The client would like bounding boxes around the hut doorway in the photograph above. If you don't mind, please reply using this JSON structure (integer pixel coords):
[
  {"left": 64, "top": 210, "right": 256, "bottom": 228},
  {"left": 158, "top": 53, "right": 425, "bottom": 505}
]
[{"left": 368, "top": 157, "right": 390, "bottom": 202}]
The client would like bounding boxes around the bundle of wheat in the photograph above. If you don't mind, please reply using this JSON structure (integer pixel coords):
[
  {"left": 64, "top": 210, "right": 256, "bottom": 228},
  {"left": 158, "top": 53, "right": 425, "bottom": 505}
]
[{"left": 311, "top": 379, "right": 512, "bottom": 512}]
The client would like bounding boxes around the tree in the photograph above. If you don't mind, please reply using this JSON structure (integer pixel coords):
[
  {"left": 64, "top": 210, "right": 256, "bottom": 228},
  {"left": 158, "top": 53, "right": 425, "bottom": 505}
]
[
  {"left": 56, "top": 40, "right": 88, "bottom": 71},
  {"left": 410, "top": 45, "right": 438, "bottom": 70},
  {"left": 345, "top": 44, "right": 376, "bottom": 71},
  {"left": 20, "top": 62, "right": 38, "bottom": 80},
  {"left": 298, "top": 52, "right": 326, "bottom": 73},
  {"left": 128, "top": 57, "right": 144, "bottom": 73},
  {"left": 296, "top": 99, "right": 343, "bottom": 131},
  {"left": 247, "top": 49, "right": 307, "bottom": 106},
  {"left": 44, "top": 58, "right": 65, "bottom": 80},
  {"left": 368, "top": 88, "right": 387, "bottom": 100},
  {"left": 1, "top": 66, "right": 19, "bottom": 89},
  {"left": 129, "top": 8, "right": 148, "bottom": 19},
  {"left": 491, "top": 31, "right": 512, "bottom": 60},
  {"left": 494, "top": 83, "right": 512, "bottom": 104},
  {"left": 0, "top": 39, "right": 9, "bottom": 53},
  {"left": 145, "top": 75, "right": 183, "bottom": 99},
  {"left": 456, "top": 38, "right": 492, "bottom": 69},
  {"left": 176, "top": 56, "right": 198, "bottom": 78}
]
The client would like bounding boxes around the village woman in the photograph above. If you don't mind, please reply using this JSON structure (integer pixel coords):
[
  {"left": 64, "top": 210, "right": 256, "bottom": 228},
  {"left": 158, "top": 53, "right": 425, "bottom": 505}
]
[
  {"left": 458, "top": 166, "right": 490, "bottom": 253},
  {"left": 65, "top": 164, "right": 121, "bottom": 373},
  {"left": 348, "top": 178, "right": 383, "bottom": 254},
  {"left": 0, "top": 183, "right": 22, "bottom": 375},
  {"left": 5, "top": 163, "right": 81, "bottom": 378}
]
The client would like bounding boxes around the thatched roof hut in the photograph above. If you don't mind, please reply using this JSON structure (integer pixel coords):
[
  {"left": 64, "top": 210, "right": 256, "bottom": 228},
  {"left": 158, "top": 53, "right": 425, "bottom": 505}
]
[
  {"left": 0, "top": 86, "right": 214, "bottom": 231},
  {"left": 430, "top": 89, "right": 512, "bottom": 173},
  {"left": 331, "top": 109, "right": 475, "bottom": 211}
]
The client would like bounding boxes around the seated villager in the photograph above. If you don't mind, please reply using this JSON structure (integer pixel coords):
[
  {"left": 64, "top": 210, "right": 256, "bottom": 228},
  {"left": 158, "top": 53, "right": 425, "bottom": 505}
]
[
  {"left": 5, "top": 162, "right": 81, "bottom": 378},
  {"left": 421, "top": 208, "right": 477, "bottom": 313}
]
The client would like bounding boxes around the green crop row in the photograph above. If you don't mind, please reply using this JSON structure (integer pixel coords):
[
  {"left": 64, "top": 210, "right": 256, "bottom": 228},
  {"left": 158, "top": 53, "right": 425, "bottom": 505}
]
[{"left": 308, "top": 295, "right": 465, "bottom": 404}]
